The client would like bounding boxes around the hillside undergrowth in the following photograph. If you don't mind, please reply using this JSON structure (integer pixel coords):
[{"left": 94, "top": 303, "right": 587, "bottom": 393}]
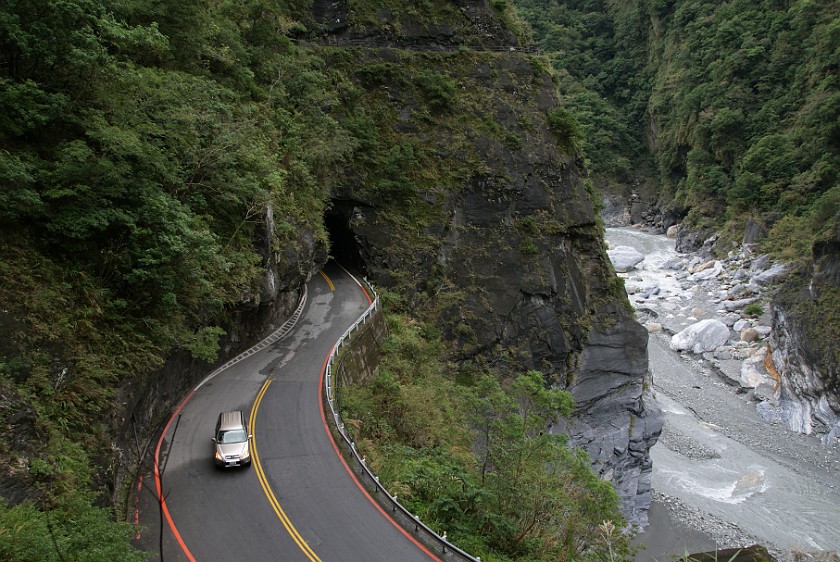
[{"left": 340, "top": 313, "right": 632, "bottom": 562}]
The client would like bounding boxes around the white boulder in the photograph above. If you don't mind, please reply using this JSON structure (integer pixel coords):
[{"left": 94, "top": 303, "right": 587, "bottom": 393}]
[
  {"left": 733, "top": 319, "right": 751, "bottom": 332},
  {"left": 607, "top": 246, "right": 645, "bottom": 272},
  {"left": 691, "top": 261, "right": 723, "bottom": 281},
  {"left": 670, "top": 319, "right": 731, "bottom": 354}
]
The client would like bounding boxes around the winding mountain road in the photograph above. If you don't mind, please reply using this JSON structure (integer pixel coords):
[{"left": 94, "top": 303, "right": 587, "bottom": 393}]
[{"left": 134, "top": 263, "right": 439, "bottom": 561}]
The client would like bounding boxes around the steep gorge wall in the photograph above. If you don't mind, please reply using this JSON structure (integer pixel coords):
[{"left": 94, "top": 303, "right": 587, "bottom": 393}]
[
  {"left": 114, "top": 0, "right": 664, "bottom": 528},
  {"left": 767, "top": 216, "right": 840, "bottom": 442},
  {"left": 320, "top": 30, "right": 662, "bottom": 522}
]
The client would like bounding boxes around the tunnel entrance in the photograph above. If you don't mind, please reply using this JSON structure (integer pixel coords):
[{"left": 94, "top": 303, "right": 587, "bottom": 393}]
[{"left": 324, "top": 204, "right": 367, "bottom": 275}]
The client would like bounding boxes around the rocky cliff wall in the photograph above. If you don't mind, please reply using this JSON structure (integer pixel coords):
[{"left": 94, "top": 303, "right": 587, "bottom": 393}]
[
  {"left": 334, "top": 308, "right": 388, "bottom": 388},
  {"left": 323, "top": 41, "right": 662, "bottom": 525},
  {"left": 767, "top": 215, "right": 840, "bottom": 443}
]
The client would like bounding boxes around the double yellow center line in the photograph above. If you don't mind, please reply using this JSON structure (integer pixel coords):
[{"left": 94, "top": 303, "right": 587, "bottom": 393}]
[{"left": 250, "top": 379, "right": 322, "bottom": 561}]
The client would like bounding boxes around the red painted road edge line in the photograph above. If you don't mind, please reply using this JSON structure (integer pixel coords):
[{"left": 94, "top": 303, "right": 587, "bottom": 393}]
[
  {"left": 134, "top": 476, "right": 142, "bottom": 539},
  {"left": 318, "top": 289, "right": 442, "bottom": 562},
  {"left": 153, "top": 390, "right": 198, "bottom": 562}
]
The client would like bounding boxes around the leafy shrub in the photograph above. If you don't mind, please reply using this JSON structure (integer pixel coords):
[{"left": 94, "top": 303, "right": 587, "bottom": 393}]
[
  {"left": 0, "top": 433, "right": 146, "bottom": 562},
  {"left": 342, "top": 315, "right": 631, "bottom": 561},
  {"left": 520, "top": 238, "right": 539, "bottom": 254},
  {"left": 547, "top": 107, "right": 583, "bottom": 155},
  {"left": 0, "top": 497, "right": 146, "bottom": 562},
  {"left": 414, "top": 71, "right": 457, "bottom": 111},
  {"left": 357, "top": 63, "right": 402, "bottom": 87}
]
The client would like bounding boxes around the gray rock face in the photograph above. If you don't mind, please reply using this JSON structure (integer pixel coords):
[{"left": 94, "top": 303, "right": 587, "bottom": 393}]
[
  {"left": 558, "top": 308, "right": 663, "bottom": 526},
  {"left": 766, "top": 216, "right": 840, "bottom": 444},
  {"left": 335, "top": 51, "right": 661, "bottom": 525},
  {"left": 740, "top": 350, "right": 777, "bottom": 400},
  {"left": 769, "top": 303, "right": 840, "bottom": 443},
  {"left": 676, "top": 227, "right": 713, "bottom": 255},
  {"left": 742, "top": 218, "right": 768, "bottom": 245},
  {"left": 670, "top": 319, "right": 731, "bottom": 354},
  {"left": 751, "top": 262, "right": 790, "bottom": 286}
]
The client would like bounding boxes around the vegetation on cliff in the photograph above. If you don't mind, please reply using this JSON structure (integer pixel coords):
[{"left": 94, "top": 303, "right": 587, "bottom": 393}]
[
  {"left": 514, "top": 0, "right": 840, "bottom": 411},
  {"left": 515, "top": 0, "right": 840, "bottom": 258},
  {"left": 0, "top": 0, "right": 342, "bottom": 558},
  {"left": 342, "top": 313, "right": 629, "bottom": 561},
  {"left": 1, "top": 0, "right": 622, "bottom": 560}
]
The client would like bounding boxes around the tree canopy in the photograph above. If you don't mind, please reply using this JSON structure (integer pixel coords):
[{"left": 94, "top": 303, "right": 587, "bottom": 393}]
[{"left": 515, "top": 0, "right": 840, "bottom": 255}]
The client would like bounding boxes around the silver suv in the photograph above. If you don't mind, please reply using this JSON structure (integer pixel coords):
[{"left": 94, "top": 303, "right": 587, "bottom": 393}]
[{"left": 212, "top": 411, "right": 252, "bottom": 468}]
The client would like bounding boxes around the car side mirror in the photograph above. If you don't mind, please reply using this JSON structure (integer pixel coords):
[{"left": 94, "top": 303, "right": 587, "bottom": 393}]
[
  {"left": 248, "top": 434, "right": 253, "bottom": 440},
  {"left": 211, "top": 437, "right": 217, "bottom": 443}
]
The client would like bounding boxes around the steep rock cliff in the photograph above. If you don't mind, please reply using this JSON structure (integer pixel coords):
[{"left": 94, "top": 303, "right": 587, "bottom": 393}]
[
  {"left": 767, "top": 215, "right": 840, "bottom": 443},
  {"left": 110, "top": 0, "right": 661, "bottom": 529},
  {"left": 321, "top": 34, "right": 661, "bottom": 523}
]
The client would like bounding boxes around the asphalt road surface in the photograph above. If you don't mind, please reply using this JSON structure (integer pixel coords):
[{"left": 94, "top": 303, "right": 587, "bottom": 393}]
[{"left": 134, "top": 263, "right": 439, "bottom": 562}]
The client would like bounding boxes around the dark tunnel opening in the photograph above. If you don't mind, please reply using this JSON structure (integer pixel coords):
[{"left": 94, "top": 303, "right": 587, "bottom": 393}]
[{"left": 324, "top": 206, "right": 367, "bottom": 276}]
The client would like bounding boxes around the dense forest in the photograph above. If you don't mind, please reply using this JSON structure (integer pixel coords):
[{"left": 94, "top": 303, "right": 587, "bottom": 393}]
[
  {"left": 2, "top": 0, "right": 838, "bottom": 560},
  {"left": 517, "top": 0, "right": 840, "bottom": 259},
  {"left": 0, "top": 0, "right": 354, "bottom": 559},
  {"left": 515, "top": 0, "right": 840, "bottom": 396}
]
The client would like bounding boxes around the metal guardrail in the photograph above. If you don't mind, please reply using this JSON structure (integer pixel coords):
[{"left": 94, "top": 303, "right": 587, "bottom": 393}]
[
  {"left": 194, "top": 285, "right": 308, "bottom": 391},
  {"left": 323, "top": 275, "right": 482, "bottom": 562}
]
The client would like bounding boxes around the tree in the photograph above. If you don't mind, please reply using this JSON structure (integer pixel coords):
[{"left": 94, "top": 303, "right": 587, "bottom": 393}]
[{"left": 466, "top": 371, "right": 628, "bottom": 561}]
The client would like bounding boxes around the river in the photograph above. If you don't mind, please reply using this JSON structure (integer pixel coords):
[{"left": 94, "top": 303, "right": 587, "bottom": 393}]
[{"left": 605, "top": 228, "right": 840, "bottom": 561}]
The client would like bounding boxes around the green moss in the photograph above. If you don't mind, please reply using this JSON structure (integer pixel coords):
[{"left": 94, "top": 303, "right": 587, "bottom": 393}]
[
  {"left": 520, "top": 238, "right": 539, "bottom": 254},
  {"left": 547, "top": 107, "right": 583, "bottom": 156}
]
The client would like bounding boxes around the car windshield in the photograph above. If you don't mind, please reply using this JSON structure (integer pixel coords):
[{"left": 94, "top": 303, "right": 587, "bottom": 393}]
[{"left": 218, "top": 429, "right": 247, "bottom": 444}]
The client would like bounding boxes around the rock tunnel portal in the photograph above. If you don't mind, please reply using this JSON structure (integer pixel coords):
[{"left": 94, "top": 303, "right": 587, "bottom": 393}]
[{"left": 324, "top": 203, "right": 367, "bottom": 276}]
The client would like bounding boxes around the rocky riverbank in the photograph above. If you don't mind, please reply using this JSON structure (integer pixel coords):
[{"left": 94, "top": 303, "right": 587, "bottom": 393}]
[{"left": 607, "top": 227, "right": 840, "bottom": 562}]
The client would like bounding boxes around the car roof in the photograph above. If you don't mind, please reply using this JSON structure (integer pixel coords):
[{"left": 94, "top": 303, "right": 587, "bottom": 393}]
[{"left": 217, "top": 410, "right": 246, "bottom": 431}]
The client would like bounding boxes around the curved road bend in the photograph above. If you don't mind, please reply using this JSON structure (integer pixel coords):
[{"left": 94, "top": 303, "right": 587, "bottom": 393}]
[{"left": 135, "top": 263, "right": 438, "bottom": 562}]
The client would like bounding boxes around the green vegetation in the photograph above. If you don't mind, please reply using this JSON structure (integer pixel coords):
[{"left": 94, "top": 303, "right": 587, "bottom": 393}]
[
  {"left": 20, "top": 0, "right": 829, "bottom": 559},
  {"left": 341, "top": 314, "right": 631, "bottom": 562},
  {"left": 742, "top": 303, "right": 764, "bottom": 318},
  {"left": 0, "top": 0, "right": 344, "bottom": 557},
  {"left": 0, "top": 433, "right": 146, "bottom": 562},
  {"left": 547, "top": 107, "right": 584, "bottom": 156},
  {"left": 513, "top": 0, "right": 840, "bottom": 258},
  {"left": 0, "top": 0, "right": 618, "bottom": 559},
  {"left": 514, "top": 0, "right": 649, "bottom": 182}
]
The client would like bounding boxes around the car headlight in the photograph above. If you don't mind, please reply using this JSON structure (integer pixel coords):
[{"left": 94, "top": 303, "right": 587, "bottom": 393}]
[
  {"left": 240, "top": 447, "right": 250, "bottom": 460},
  {"left": 215, "top": 450, "right": 223, "bottom": 461}
]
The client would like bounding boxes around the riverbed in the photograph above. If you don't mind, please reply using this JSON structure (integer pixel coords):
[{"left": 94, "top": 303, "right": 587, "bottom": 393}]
[{"left": 606, "top": 227, "right": 840, "bottom": 561}]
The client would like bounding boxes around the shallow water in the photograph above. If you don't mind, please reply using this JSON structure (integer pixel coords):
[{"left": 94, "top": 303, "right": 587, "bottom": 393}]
[
  {"left": 652, "top": 388, "right": 839, "bottom": 550},
  {"left": 607, "top": 227, "right": 840, "bottom": 555}
]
